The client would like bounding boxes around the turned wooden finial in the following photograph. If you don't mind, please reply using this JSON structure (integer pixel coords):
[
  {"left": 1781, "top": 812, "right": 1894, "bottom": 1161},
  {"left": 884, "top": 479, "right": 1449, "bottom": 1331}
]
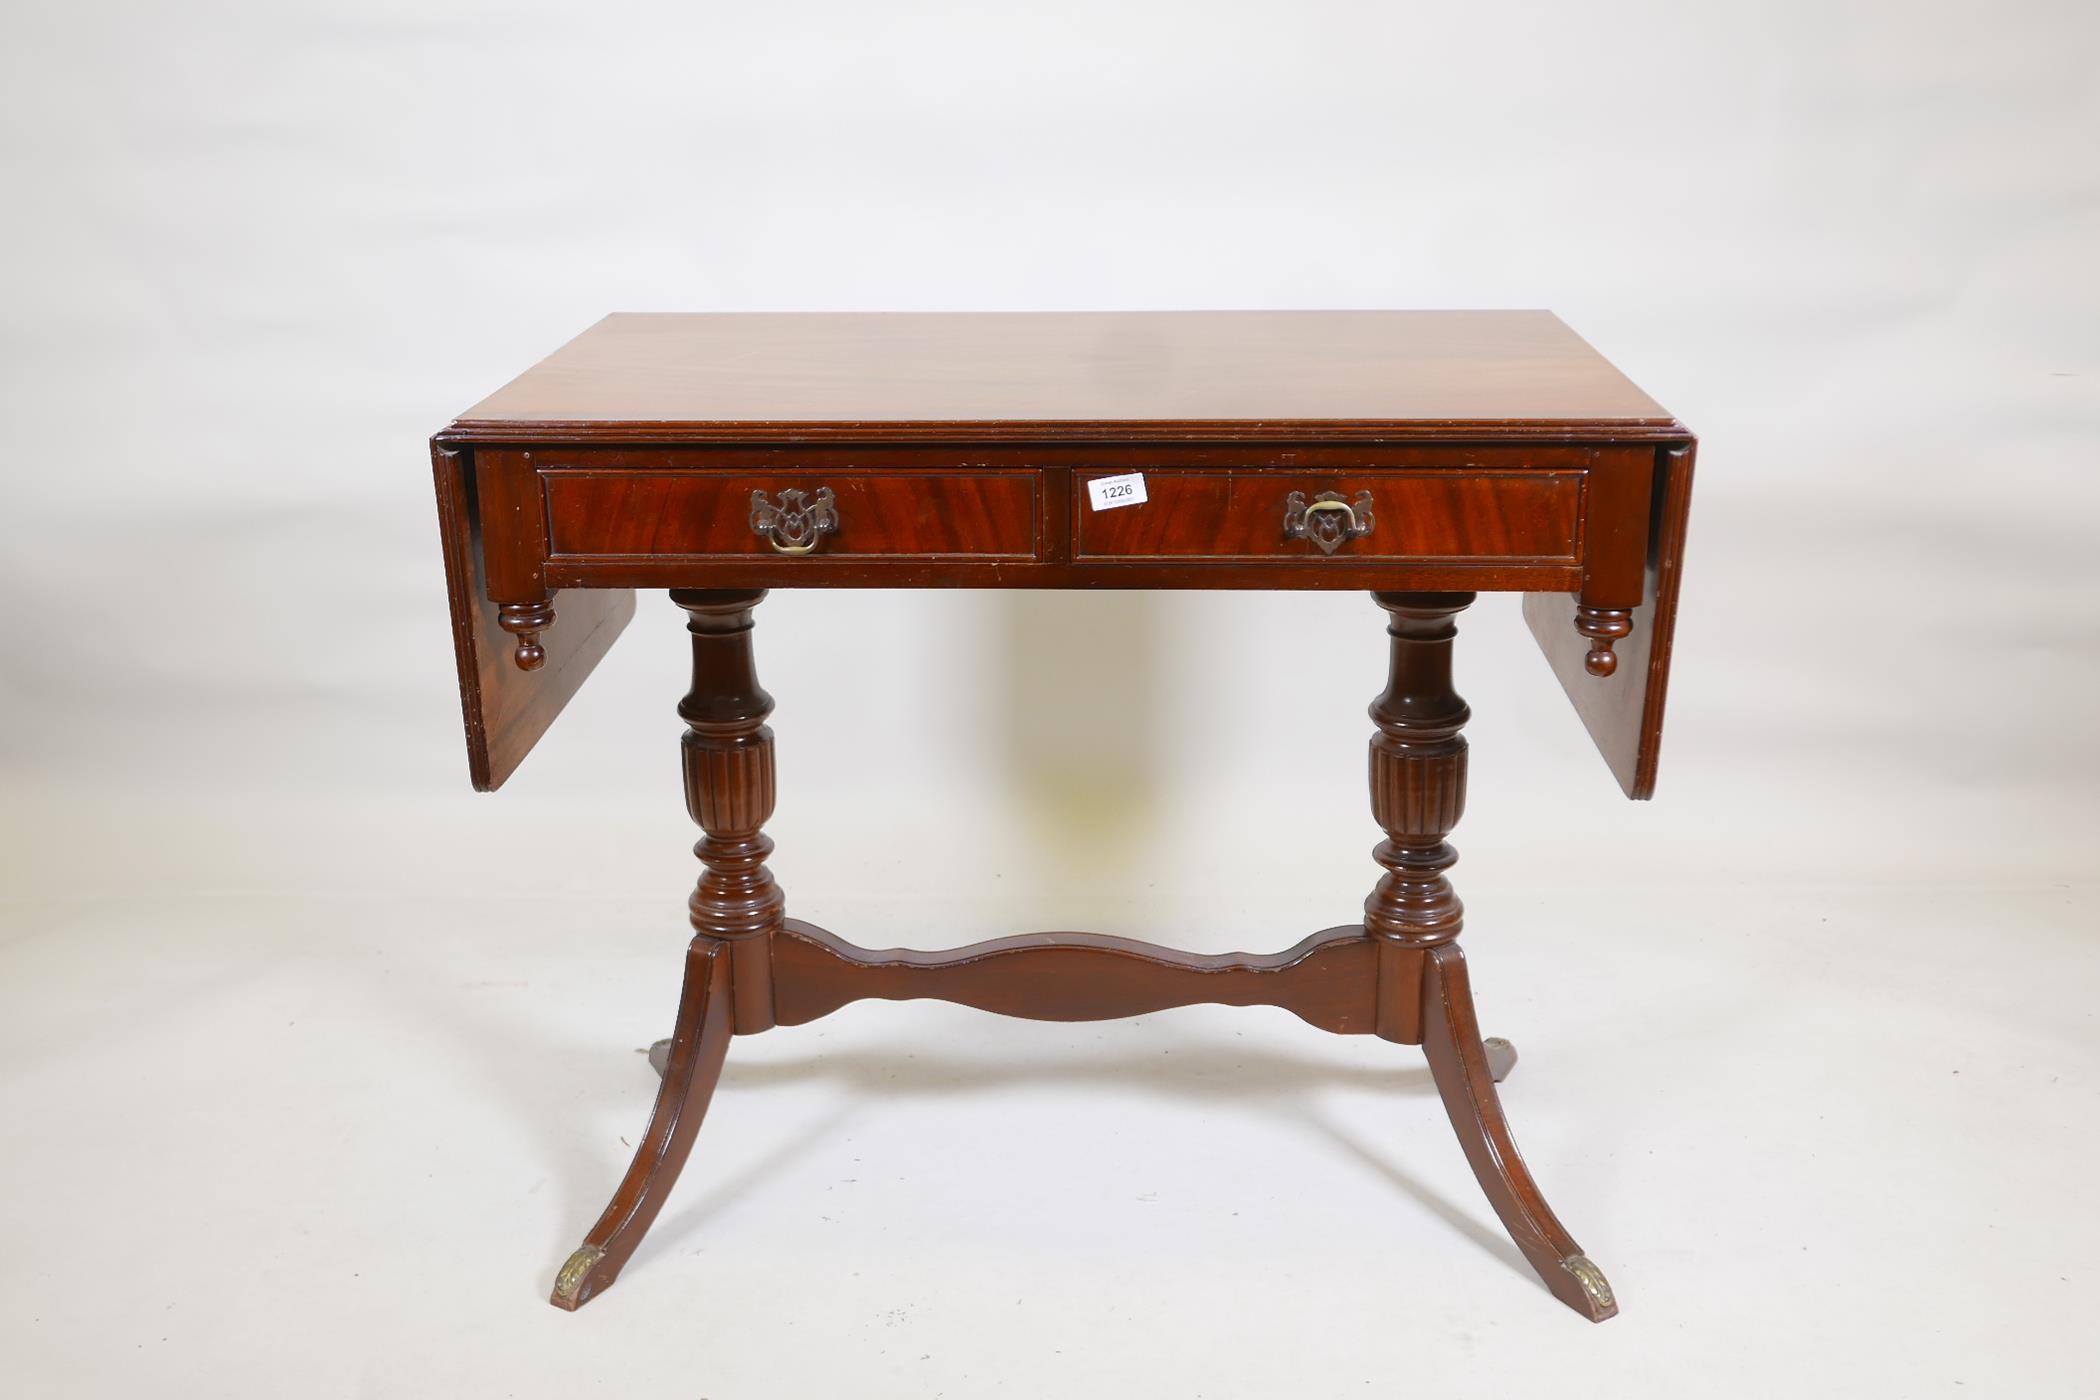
[
  {"left": 1573, "top": 605, "right": 1631, "bottom": 677},
  {"left": 498, "top": 600, "right": 556, "bottom": 671}
]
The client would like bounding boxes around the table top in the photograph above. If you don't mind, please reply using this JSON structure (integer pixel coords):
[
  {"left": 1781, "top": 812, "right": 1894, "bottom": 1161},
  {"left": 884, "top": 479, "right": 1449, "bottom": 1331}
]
[
  {"left": 448, "top": 310, "right": 1677, "bottom": 441},
  {"left": 435, "top": 310, "right": 1695, "bottom": 800}
]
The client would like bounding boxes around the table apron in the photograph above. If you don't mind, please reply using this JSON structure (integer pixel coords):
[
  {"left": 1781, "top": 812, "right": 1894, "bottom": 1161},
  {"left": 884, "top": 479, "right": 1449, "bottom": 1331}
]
[{"left": 539, "top": 558, "right": 1584, "bottom": 590}]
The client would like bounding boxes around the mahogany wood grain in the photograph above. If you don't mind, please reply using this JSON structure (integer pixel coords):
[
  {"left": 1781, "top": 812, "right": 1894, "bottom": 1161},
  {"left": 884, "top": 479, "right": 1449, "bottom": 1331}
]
[
  {"left": 474, "top": 447, "right": 562, "bottom": 670},
  {"left": 478, "top": 441, "right": 1620, "bottom": 612},
  {"left": 549, "top": 936, "right": 732, "bottom": 1311},
  {"left": 675, "top": 590, "right": 785, "bottom": 1034},
  {"left": 444, "top": 311, "right": 1677, "bottom": 442},
  {"left": 1367, "top": 592, "right": 1615, "bottom": 1319},
  {"left": 547, "top": 469, "right": 1039, "bottom": 560},
  {"left": 1524, "top": 440, "right": 1698, "bottom": 798},
  {"left": 1422, "top": 943, "right": 1617, "bottom": 1322},
  {"left": 521, "top": 441, "right": 1609, "bottom": 473},
  {"left": 554, "top": 590, "right": 788, "bottom": 1310},
  {"left": 772, "top": 921, "right": 1387, "bottom": 1034},
  {"left": 1568, "top": 445, "right": 1657, "bottom": 676},
  {"left": 544, "top": 554, "right": 1581, "bottom": 594},
  {"left": 431, "top": 312, "right": 1688, "bottom": 1325},
  {"left": 430, "top": 444, "right": 633, "bottom": 790},
  {"left": 1363, "top": 594, "right": 1474, "bottom": 950},
  {"left": 531, "top": 588, "right": 1621, "bottom": 1322},
  {"left": 1073, "top": 470, "right": 1580, "bottom": 562}
]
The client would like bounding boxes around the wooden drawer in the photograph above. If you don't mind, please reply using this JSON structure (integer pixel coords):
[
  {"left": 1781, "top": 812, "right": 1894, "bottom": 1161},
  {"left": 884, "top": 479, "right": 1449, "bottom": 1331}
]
[
  {"left": 1072, "top": 468, "right": 1583, "bottom": 562},
  {"left": 543, "top": 469, "right": 1041, "bottom": 560}
]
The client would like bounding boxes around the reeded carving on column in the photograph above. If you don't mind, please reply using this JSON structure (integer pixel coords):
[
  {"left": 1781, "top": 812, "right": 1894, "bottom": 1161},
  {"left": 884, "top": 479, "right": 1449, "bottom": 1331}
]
[
  {"left": 498, "top": 599, "right": 555, "bottom": 671},
  {"left": 1364, "top": 592, "right": 1475, "bottom": 948},
  {"left": 683, "top": 733, "right": 777, "bottom": 838},
  {"left": 677, "top": 751, "right": 781, "bottom": 948},
  {"left": 1369, "top": 742, "right": 1468, "bottom": 840},
  {"left": 673, "top": 591, "right": 786, "bottom": 946},
  {"left": 1573, "top": 604, "right": 1632, "bottom": 677}
]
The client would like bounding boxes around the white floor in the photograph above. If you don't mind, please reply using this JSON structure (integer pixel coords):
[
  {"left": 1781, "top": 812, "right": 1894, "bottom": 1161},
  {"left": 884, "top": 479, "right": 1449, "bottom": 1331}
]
[{"left": 4, "top": 846, "right": 2096, "bottom": 1396}]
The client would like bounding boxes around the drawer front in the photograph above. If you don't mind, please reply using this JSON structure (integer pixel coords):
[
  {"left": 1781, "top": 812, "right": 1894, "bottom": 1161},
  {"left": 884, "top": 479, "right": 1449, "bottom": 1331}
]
[
  {"left": 1073, "top": 469, "right": 1583, "bottom": 562},
  {"left": 544, "top": 470, "right": 1040, "bottom": 560}
]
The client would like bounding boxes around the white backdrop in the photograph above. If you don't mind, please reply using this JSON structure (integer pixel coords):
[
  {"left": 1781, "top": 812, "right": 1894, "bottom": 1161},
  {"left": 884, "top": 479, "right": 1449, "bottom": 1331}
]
[{"left": 4, "top": 2, "right": 2097, "bottom": 1396}]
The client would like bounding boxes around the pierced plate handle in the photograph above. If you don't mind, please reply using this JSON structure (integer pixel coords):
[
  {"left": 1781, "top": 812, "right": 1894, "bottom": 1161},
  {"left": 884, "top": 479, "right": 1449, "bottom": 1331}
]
[
  {"left": 751, "top": 487, "right": 839, "bottom": 555},
  {"left": 1283, "top": 489, "right": 1375, "bottom": 554}
]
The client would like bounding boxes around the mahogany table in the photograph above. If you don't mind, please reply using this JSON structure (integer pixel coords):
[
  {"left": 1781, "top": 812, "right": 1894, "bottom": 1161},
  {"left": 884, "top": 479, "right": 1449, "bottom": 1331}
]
[{"left": 431, "top": 311, "right": 1696, "bottom": 1322}]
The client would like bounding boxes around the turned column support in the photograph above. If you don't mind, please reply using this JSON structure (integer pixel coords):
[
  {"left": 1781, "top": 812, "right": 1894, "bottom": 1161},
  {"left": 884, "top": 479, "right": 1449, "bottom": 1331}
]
[
  {"left": 673, "top": 588, "right": 785, "bottom": 1034},
  {"left": 1364, "top": 591, "right": 1474, "bottom": 947},
  {"left": 1361, "top": 590, "right": 1614, "bottom": 1320},
  {"left": 550, "top": 590, "right": 783, "bottom": 1310},
  {"left": 1363, "top": 591, "right": 1472, "bottom": 1044},
  {"left": 556, "top": 585, "right": 1613, "bottom": 1319}
]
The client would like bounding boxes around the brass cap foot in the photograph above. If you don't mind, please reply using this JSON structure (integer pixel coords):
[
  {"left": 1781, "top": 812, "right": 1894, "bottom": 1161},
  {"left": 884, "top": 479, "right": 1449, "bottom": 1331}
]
[
  {"left": 551, "top": 1244, "right": 609, "bottom": 1311},
  {"left": 1560, "top": 1253, "right": 1618, "bottom": 1321}
]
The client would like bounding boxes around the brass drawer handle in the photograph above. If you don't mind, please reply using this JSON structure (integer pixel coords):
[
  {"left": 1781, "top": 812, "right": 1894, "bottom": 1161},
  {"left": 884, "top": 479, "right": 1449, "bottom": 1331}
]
[
  {"left": 750, "top": 487, "right": 839, "bottom": 555},
  {"left": 1284, "top": 489, "right": 1375, "bottom": 554}
]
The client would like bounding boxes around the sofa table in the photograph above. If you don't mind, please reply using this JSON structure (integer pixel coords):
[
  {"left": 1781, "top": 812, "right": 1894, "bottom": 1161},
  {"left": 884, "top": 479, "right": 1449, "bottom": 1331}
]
[{"left": 430, "top": 310, "right": 1696, "bottom": 1322}]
